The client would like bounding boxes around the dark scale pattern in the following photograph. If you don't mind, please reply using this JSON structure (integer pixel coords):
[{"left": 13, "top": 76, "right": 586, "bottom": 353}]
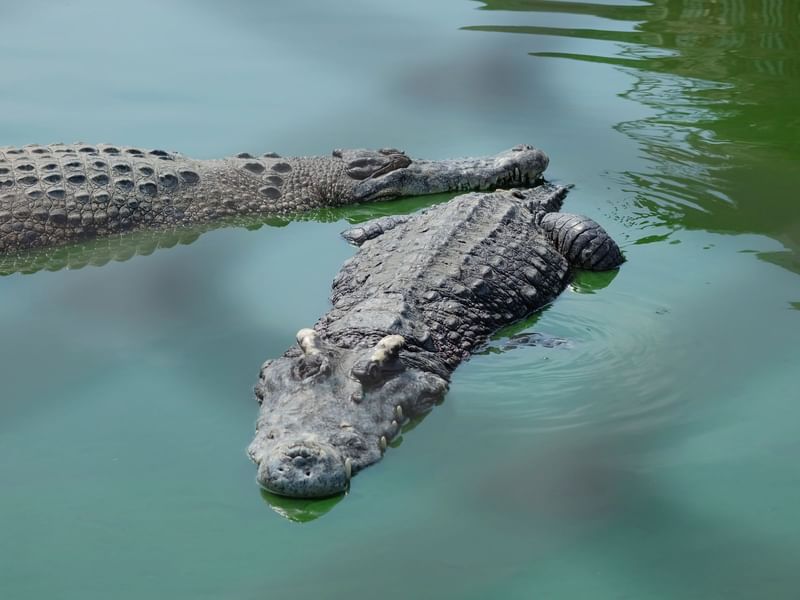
[
  {"left": 261, "top": 156, "right": 353, "bottom": 213},
  {"left": 203, "top": 154, "right": 356, "bottom": 217},
  {"left": 320, "top": 189, "right": 575, "bottom": 374},
  {"left": 0, "top": 143, "right": 203, "bottom": 253},
  {"left": 539, "top": 211, "right": 625, "bottom": 270}
]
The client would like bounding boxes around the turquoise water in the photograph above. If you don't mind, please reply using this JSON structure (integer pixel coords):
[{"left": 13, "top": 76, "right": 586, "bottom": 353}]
[{"left": 1, "top": 1, "right": 799, "bottom": 598}]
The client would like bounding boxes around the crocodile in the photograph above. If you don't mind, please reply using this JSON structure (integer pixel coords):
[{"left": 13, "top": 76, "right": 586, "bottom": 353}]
[
  {"left": 248, "top": 184, "right": 624, "bottom": 498},
  {"left": 0, "top": 142, "right": 547, "bottom": 253}
]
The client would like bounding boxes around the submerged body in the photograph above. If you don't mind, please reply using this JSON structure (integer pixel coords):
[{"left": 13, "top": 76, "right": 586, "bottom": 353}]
[
  {"left": 0, "top": 143, "right": 547, "bottom": 253},
  {"left": 248, "top": 184, "right": 624, "bottom": 498}
]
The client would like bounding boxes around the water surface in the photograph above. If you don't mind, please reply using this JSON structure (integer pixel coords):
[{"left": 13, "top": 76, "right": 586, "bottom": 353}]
[{"left": 1, "top": 1, "right": 799, "bottom": 598}]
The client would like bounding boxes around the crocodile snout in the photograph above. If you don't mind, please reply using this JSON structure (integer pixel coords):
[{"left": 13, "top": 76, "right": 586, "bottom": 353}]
[
  {"left": 493, "top": 145, "right": 549, "bottom": 186},
  {"left": 255, "top": 439, "right": 349, "bottom": 498}
]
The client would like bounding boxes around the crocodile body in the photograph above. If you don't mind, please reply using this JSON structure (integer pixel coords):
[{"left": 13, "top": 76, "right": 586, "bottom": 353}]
[
  {"left": 248, "top": 184, "right": 624, "bottom": 498},
  {"left": 0, "top": 143, "right": 548, "bottom": 253}
]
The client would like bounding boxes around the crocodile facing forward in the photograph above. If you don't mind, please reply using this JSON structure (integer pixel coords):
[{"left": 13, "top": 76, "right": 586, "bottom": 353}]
[
  {"left": 0, "top": 143, "right": 547, "bottom": 253},
  {"left": 248, "top": 184, "right": 624, "bottom": 498}
]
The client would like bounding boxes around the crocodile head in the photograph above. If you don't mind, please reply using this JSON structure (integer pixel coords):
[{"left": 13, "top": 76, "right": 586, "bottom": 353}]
[
  {"left": 334, "top": 144, "right": 549, "bottom": 203},
  {"left": 248, "top": 329, "right": 448, "bottom": 498}
]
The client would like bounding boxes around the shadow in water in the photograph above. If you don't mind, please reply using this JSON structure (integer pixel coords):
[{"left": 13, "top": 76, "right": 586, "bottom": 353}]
[
  {"left": 469, "top": 0, "right": 800, "bottom": 274},
  {"left": 471, "top": 433, "right": 800, "bottom": 598},
  {"left": 0, "top": 192, "right": 456, "bottom": 277}
]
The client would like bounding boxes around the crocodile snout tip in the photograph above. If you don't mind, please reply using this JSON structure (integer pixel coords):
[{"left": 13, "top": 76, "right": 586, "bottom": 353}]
[{"left": 256, "top": 439, "right": 349, "bottom": 498}]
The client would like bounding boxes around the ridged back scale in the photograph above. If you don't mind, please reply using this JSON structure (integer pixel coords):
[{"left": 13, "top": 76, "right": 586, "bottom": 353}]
[{"left": 319, "top": 191, "right": 571, "bottom": 372}]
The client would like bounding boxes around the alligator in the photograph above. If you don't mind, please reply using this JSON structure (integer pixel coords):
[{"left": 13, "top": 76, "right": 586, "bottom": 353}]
[
  {"left": 248, "top": 183, "right": 624, "bottom": 498},
  {"left": 0, "top": 142, "right": 547, "bottom": 253}
]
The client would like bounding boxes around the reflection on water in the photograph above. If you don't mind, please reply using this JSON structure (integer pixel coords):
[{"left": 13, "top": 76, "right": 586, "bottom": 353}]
[
  {"left": 260, "top": 489, "right": 344, "bottom": 523},
  {"left": 0, "top": 227, "right": 209, "bottom": 277},
  {"left": 568, "top": 266, "right": 619, "bottom": 293},
  {"left": 472, "top": 0, "right": 800, "bottom": 274},
  {"left": 0, "top": 193, "right": 456, "bottom": 276}
]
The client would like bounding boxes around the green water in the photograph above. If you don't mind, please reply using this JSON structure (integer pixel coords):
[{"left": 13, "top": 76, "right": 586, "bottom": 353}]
[{"left": 1, "top": 0, "right": 798, "bottom": 597}]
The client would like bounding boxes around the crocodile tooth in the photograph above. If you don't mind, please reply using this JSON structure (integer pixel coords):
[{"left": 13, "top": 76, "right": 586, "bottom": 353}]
[
  {"left": 379, "top": 436, "right": 387, "bottom": 451},
  {"left": 344, "top": 458, "right": 352, "bottom": 480},
  {"left": 395, "top": 405, "right": 403, "bottom": 420}
]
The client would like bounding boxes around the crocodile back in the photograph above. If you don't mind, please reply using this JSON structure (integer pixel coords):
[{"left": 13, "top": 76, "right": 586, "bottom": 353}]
[
  {"left": 0, "top": 143, "right": 207, "bottom": 252},
  {"left": 319, "top": 190, "right": 571, "bottom": 371}
]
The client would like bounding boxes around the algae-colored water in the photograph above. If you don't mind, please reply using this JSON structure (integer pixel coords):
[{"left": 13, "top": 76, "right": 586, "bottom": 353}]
[{"left": 1, "top": 1, "right": 799, "bottom": 598}]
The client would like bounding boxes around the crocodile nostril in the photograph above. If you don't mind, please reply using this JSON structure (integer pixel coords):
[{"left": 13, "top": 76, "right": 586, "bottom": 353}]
[{"left": 258, "top": 439, "right": 348, "bottom": 497}]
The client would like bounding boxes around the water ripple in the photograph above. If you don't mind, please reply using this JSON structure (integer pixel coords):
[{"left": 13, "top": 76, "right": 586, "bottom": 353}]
[{"left": 459, "top": 291, "right": 683, "bottom": 433}]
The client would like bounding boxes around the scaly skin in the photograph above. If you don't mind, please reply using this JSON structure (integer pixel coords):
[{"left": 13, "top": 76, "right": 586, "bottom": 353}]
[
  {"left": 248, "top": 184, "right": 625, "bottom": 498},
  {"left": 0, "top": 142, "right": 548, "bottom": 253}
]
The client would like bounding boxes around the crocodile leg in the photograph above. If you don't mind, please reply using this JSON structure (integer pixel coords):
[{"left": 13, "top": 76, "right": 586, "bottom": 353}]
[
  {"left": 340, "top": 214, "right": 414, "bottom": 246},
  {"left": 539, "top": 212, "right": 625, "bottom": 270}
]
